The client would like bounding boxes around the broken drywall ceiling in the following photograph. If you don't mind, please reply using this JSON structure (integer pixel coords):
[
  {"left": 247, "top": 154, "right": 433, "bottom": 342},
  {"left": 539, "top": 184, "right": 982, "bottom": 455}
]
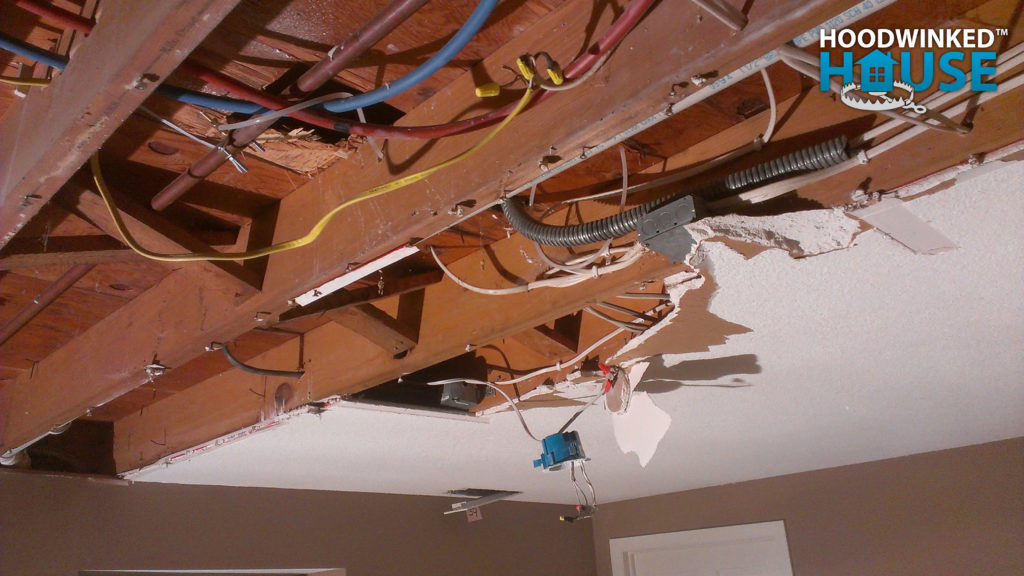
[
  {"left": 130, "top": 161, "right": 1024, "bottom": 505},
  {"left": 601, "top": 207, "right": 866, "bottom": 464},
  {"left": 687, "top": 208, "right": 864, "bottom": 258},
  {"left": 614, "top": 207, "right": 862, "bottom": 363}
]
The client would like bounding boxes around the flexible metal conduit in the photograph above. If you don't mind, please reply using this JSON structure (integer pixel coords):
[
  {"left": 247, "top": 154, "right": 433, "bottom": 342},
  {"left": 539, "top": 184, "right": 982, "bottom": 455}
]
[
  {"left": 501, "top": 136, "right": 850, "bottom": 247},
  {"left": 148, "top": 0, "right": 431, "bottom": 211},
  {"left": 718, "top": 135, "right": 849, "bottom": 197}
]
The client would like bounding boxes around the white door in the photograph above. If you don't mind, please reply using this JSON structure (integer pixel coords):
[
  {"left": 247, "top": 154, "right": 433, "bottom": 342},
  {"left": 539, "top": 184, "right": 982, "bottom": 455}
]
[{"left": 609, "top": 520, "right": 794, "bottom": 576}]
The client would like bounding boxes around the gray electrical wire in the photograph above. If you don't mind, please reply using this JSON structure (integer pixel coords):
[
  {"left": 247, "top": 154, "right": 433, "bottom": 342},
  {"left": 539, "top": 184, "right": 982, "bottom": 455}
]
[
  {"left": 220, "top": 344, "right": 305, "bottom": 379},
  {"left": 580, "top": 460, "right": 597, "bottom": 506},
  {"left": 557, "top": 386, "right": 609, "bottom": 434},
  {"left": 425, "top": 299, "right": 675, "bottom": 442},
  {"left": 593, "top": 301, "right": 659, "bottom": 323}
]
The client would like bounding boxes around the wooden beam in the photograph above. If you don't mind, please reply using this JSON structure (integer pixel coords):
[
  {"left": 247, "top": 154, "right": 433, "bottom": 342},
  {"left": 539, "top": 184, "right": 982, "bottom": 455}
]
[
  {"left": 0, "top": 0, "right": 960, "bottom": 452},
  {"left": 331, "top": 304, "right": 419, "bottom": 357},
  {"left": 58, "top": 180, "right": 262, "bottom": 292},
  {"left": 0, "top": 236, "right": 136, "bottom": 269},
  {"left": 0, "top": 229, "right": 242, "bottom": 270},
  {"left": 0, "top": 0, "right": 243, "bottom": 249}
]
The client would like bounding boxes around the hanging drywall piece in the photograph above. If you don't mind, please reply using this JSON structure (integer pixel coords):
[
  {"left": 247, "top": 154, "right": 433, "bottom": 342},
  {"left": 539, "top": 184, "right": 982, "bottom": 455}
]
[
  {"left": 851, "top": 198, "right": 957, "bottom": 254},
  {"left": 612, "top": 391, "right": 671, "bottom": 467}
]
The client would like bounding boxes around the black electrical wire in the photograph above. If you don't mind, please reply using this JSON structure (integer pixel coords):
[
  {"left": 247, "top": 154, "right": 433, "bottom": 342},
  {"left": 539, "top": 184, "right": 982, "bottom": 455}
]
[
  {"left": 221, "top": 345, "right": 305, "bottom": 379},
  {"left": 502, "top": 136, "right": 850, "bottom": 247}
]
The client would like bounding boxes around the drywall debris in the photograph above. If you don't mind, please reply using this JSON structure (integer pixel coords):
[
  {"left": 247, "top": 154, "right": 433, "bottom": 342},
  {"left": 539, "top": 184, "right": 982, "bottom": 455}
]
[
  {"left": 611, "top": 391, "right": 671, "bottom": 467},
  {"left": 686, "top": 208, "right": 863, "bottom": 258},
  {"left": 851, "top": 198, "right": 957, "bottom": 254}
]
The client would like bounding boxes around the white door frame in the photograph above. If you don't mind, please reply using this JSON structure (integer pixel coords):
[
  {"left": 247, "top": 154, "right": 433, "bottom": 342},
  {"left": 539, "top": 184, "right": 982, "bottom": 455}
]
[{"left": 609, "top": 520, "right": 794, "bottom": 576}]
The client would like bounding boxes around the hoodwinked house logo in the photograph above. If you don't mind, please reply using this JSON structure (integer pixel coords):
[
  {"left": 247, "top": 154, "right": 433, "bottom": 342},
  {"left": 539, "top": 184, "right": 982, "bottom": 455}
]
[{"left": 818, "top": 26, "right": 1008, "bottom": 112}]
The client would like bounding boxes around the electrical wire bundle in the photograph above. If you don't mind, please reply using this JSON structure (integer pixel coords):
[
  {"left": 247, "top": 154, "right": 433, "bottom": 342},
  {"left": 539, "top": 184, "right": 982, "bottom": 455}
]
[
  {"left": 562, "top": 460, "right": 597, "bottom": 523},
  {"left": 0, "top": 0, "right": 659, "bottom": 264},
  {"left": 0, "top": 0, "right": 655, "bottom": 139}
]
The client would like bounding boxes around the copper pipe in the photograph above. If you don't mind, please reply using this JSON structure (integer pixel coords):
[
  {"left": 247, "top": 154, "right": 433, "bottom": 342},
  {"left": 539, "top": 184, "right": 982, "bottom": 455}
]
[
  {"left": 4, "top": 0, "right": 94, "bottom": 34},
  {"left": 149, "top": 0, "right": 430, "bottom": 211},
  {"left": 0, "top": 264, "right": 94, "bottom": 346},
  {"left": 293, "top": 0, "right": 431, "bottom": 94}
]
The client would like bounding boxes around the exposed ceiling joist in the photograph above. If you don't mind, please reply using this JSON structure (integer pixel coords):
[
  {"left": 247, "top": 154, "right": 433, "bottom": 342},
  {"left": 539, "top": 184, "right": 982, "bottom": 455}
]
[
  {"left": 512, "top": 324, "right": 580, "bottom": 360},
  {"left": 114, "top": 248, "right": 684, "bottom": 471},
  {"left": 0, "top": 0, "right": 244, "bottom": 249},
  {"left": 332, "top": 303, "right": 421, "bottom": 357},
  {"left": 0, "top": 235, "right": 137, "bottom": 269},
  {"left": 0, "top": 0, "right": 977, "bottom": 455},
  {"left": 103, "top": 76, "right": 1024, "bottom": 470}
]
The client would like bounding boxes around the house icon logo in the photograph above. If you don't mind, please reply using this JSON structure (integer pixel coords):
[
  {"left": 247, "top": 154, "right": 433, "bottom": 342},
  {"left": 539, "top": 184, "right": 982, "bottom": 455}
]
[
  {"left": 818, "top": 26, "right": 1003, "bottom": 114},
  {"left": 857, "top": 49, "right": 898, "bottom": 94}
]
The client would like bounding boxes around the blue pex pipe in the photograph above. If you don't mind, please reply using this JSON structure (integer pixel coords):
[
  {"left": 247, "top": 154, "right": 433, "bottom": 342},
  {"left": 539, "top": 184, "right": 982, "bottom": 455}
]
[
  {"left": 2, "top": 0, "right": 496, "bottom": 118},
  {"left": 0, "top": 31, "right": 261, "bottom": 113},
  {"left": 321, "top": 0, "right": 498, "bottom": 113},
  {"left": 0, "top": 32, "right": 66, "bottom": 69}
]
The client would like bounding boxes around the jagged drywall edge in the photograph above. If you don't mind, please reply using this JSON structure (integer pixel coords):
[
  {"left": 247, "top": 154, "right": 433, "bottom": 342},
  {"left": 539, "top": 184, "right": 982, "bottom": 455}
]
[
  {"left": 476, "top": 209, "right": 865, "bottom": 416},
  {"left": 614, "top": 208, "right": 864, "bottom": 363}
]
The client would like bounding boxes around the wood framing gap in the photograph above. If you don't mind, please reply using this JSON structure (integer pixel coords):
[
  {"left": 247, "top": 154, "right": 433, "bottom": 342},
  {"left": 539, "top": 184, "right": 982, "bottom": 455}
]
[{"left": 58, "top": 180, "right": 262, "bottom": 294}]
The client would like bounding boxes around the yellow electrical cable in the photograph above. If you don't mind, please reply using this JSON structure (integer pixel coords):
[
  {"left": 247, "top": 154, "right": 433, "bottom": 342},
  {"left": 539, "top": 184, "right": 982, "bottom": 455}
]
[
  {"left": 0, "top": 76, "right": 50, "bottom": 87},
  {"left": 92, "top": 75, "right": 536, "bottom": 263}
]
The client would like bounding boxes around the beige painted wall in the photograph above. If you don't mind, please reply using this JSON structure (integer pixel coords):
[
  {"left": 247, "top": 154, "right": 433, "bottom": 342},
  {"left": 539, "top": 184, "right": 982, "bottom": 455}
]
[
  {"left": 0, "top": 473, "right": 596, "bottom": 576},
  {"left": 592, "top": 438, "right": 1023, "bottom": 576},
  {"left": 4, "top": 440, "right": 1020, "bottom": 576}
]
